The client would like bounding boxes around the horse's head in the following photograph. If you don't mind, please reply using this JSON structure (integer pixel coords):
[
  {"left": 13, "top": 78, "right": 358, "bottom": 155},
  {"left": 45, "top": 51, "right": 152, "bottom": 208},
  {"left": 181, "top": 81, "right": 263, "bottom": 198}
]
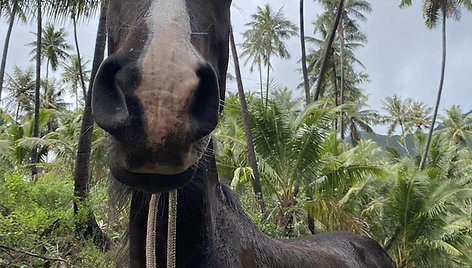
[{"left": 92, "top": 0, "right": 231, "bottom": 192}]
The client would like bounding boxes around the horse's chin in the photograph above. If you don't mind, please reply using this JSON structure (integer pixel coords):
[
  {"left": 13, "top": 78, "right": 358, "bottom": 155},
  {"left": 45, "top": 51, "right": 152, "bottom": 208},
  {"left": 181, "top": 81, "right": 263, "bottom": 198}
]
[{"left": 109, "top": 160, "right": 196, "bottom": 193}]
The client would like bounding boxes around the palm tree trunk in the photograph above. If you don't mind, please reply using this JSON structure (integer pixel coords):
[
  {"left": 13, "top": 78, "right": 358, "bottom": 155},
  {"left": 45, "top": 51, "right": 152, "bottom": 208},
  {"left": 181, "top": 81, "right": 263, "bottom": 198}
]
[
  {"left": 31, "top": 0, "right": 42, "bottom": 179},
  {"left": 15, "top": 103, "right": 20, "bottom": 121},
  {"left": 332, "top": 60, "right": 339, "bottom": 132},
  {"left": 384, "top": 227, "right": 401, "bottom": 251},
  {"left": 265, "top": 51, "right": 271, "bottom": 108},
  {"left": 299, "top": 0, "right": 310, "bottom": 105},
  {"left": 72, "top": 1, "right": 110, "bottom": 250},
  {"left": 419, "top": 10, "right": 447, "bottom": 171},
  {"left": 313, "top": 0, "right": 345, "bottom": 101},
  {"left": 75, "top": 85, "right": 79, "bottom": 110},
  {"left": 306, "top": 186, "right": 316, "bottom": 234},
  {"left": 339, "top": 15, "right": 345, "bottom": 140},
  {"left": 350, "top": 119, "right": 359, "bottom": 147},
  {"left": 230, "top": 28, "right": 265, "bottom": 214},
  {"left": 258, "top": 61, "right": 264, "bottom": 101},
  {"left": 72, "top": 14, "right": 87, "bottom": 100},
  {"left": 0, "top": 0, "right": 19, "bottom": 101},
  {"left": 45, "top": 59, "right": 49, "bottom": 80}
]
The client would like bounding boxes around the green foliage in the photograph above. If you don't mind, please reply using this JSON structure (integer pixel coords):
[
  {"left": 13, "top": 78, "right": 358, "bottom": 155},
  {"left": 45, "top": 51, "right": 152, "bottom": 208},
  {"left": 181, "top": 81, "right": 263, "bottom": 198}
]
[
  {"left": 400, "top": 0, "right": 472, "bottom": 28},
  {"left": 2, "top": 2, "right": 472, "bottom": 267},
  {"left": 28, "top": 23, "right": 72, "bottom": 73},
  {"left": 216, "top": 92, "right": 472, "bottom": 266},
  {"left": 0, "top": 172, "right": 115, "bottom": 267}
]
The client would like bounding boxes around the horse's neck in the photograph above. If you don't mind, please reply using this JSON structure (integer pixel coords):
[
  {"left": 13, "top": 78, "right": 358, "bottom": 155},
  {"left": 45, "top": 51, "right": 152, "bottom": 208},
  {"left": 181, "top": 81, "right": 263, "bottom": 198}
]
[{"left": 128, "top": 156, "right": 320, "bottom": 268}]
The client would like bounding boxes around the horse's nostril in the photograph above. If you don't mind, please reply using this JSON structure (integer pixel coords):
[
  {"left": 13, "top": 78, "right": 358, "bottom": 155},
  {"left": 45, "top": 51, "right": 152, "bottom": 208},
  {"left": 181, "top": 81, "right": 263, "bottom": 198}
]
[
  {"left": 116, "top": 65, "right": 141, "bottom": 94},
  {"left": 190, "top": 62, "right": 220, "bottom": 141},
  {"left": 92, "top": 54, "right": 131, "bottom": 134}
]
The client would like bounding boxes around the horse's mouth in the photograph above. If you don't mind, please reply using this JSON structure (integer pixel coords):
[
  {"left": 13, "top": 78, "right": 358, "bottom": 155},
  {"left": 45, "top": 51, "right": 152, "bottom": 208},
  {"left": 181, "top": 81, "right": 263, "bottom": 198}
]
[{"left": 109, "top": 160, "right": 197, "bottom": 193}]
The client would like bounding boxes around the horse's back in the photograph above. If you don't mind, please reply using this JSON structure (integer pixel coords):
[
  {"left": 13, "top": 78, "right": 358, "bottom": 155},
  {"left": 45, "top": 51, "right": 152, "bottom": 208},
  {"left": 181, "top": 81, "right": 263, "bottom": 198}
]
[{"left": 288, "top": 232, "right": 395, "bottom": 268}]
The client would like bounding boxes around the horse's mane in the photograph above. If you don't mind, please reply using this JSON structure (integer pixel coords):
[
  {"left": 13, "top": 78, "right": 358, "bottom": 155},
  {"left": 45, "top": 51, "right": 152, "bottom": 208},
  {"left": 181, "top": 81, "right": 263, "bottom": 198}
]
[{"left": 219, "top": 182, "right": 248, "bottom": 218}]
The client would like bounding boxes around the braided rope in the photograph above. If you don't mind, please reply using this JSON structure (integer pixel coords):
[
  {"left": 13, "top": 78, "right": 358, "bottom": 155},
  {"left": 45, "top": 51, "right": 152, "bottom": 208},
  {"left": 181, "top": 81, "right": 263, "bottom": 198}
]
[
  {"left": 146, "top": 193, "right": 160, "bottom": 268},
  {"left": 167, "top": 190, "right": 178, "bottom": 268},
  {"left": 146, "top": 191, "right": 178, "bottom": 268}
]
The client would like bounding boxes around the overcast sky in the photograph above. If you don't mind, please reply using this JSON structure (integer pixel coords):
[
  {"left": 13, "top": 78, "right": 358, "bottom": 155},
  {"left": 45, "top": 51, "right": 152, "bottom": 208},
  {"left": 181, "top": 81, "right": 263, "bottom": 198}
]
[{"left": 1, "top": 0, "right": 471, "bottom": 134}]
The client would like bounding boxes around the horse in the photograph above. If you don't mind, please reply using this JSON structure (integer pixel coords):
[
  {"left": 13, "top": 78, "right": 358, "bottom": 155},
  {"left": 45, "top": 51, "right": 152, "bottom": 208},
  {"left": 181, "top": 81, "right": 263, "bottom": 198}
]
[{"left": 91, "top": 0, "right": 395, "bottom": 267}]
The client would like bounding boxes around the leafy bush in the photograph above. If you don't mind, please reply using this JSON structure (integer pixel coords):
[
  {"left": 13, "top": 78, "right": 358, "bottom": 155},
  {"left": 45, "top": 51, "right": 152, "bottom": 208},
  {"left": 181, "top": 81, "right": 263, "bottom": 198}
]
[{"left": 0, "top": 172, "right": 115, "bottom": 267}]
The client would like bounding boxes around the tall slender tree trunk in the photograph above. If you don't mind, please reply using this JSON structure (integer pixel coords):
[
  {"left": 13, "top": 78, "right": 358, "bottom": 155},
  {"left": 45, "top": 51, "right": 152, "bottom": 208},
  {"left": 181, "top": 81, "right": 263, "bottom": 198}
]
[
  {"left": 31, "top": 0, "right": 42, "bottom": 179},
  {"left": 45, "top": 59, "right": 49, "bottom": 80},
  {"left": 258, "top": 61, "right": 264, "bottom": 101},
  {"left": 15, "top": 104, "right": 20, "bottom": 121},
  {"left": 419, "top": 10, "right": 447, "bottom": 171},
  {"left": 313, "top": 0, "right": 345, "bottom": 101},
  {"left": 332, "top": 59, "right": 339, "bottom": 132},
  {"left": 300, "top": 0, "right": 314, "bottom": 230},
  {"left": 72, "top": 14, "right": 87, "bottom": 100},
  {"left": 265, "top": 51, "right": 271, "bottom": 108},
  {"left": 72, "top": 1, "right": 110, "bottom": 250},
  {"left": 0, "top": 0, "right": 19, "bottom": 101},
  {"left": 350, "top": 119, "right": 359, "bottom": 147},
  {"left": 339, "top": 15, "right": 345, "bottom": 140},
  {"left": 230, "top": 28, "right": 265, "bottom": 214},
  {"left": 75, "top": 85, "right": 79, "bottom": 110},
  {"left": 306, "top": 186, "right": 316, "bottom": 234},
  {"left": 299, "top": 0, "right": 310, "bottom": 105}
]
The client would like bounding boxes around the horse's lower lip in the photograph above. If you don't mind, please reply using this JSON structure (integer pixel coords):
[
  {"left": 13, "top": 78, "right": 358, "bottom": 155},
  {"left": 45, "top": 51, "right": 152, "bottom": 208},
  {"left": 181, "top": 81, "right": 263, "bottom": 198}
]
[{"left": 109, "top": 161, "right": 196, "bottom": 193}]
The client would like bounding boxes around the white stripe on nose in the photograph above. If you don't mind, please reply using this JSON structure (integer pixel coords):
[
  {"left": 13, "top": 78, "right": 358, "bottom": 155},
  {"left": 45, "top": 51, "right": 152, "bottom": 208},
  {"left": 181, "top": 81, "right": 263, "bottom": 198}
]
[
  {"left": 135, "top": 0, "right": 204, "bottom": 169},
  {"left": 147, "top": 0, "right": 192, "bottom": 39}
]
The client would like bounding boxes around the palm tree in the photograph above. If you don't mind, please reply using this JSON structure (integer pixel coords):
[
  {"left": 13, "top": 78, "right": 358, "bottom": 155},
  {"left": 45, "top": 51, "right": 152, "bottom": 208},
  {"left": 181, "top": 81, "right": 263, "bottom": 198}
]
[
  {"left": 40, "top": 78, "right": 67, "bottom": 111},
  {"left": 241, "top": 4, "right": 298, "bottom": 106},
  {"left": 230, "top": 28, "right": 265, "bottom": 213},
  {"left": 306, "top": 19, "right": 336, "bottom": 102},
  {"left": 337, "top": 0, "right": 371, "bottom": 138},
  {"left": 217, "top": 90, "right": 329, "bottom": 236},
  {"left": 60, "top": 0, "right": 100, "bottom": 99},
  {"left": 72, "top": 0, "right": 110, "bottom": 250},
  {"left": 220, "top": 95, "right": 388, "bottom": 236},
  {"left": 307, "top": 4, "right": 368, "bottom": 105},
  {"left": 2, "top": 66, "right": 35, "bottom": 119},
  {"left": 313, "top": 0, "right": 345, "bottom": 101},
  {"left": 409, "top": 100, "right": 432, "bottom": 133},
  {"left": 299, "top": 0, "right": 310, "bottom": 104},
  {"left": 240, "top": 23, "right": 265, "bottom": 101},
  {"left": 438, "top": 105, "right": 472, "bottom": 146},
  {"left": 381, "top": 95, "right": 412, "bottom": 139},
  {"left": 307, "top": 15, "right": 368, "bottom": 140},
  {"left": 249, "top": 92, "right": 332, "bottom": 236},
  {"left": 28, "top": 24, "right": 72, "bottom": 79},
  {"left": 343, "top": 97, "right": 379, "bottom": 146},
  {"left": 399, "top": 0, "right": 472, "bottom": 170},
  {"left": 0, "top": 0, "right": 28, "bottom": 100},
  {"left": 315, "top": 0, "right": 371, "bottom": 137},
  {"left": 308, "top": 136, "right": 386, "bottom": 234},
  {"left": 31, "top": 0, "right": 42, "bottom": 178},
  {"left": 62, "top": 55, "right": 90, "bottom": 109},
  {"left": 369, "top": 159, "right": 472, "bottom": 267}
]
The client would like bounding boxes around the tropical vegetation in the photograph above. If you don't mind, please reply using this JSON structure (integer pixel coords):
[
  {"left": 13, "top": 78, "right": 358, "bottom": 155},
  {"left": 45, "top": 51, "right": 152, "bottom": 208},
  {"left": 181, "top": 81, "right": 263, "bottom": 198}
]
[{"left": 0, "top": 0, "right": 471, "bottom": 267}]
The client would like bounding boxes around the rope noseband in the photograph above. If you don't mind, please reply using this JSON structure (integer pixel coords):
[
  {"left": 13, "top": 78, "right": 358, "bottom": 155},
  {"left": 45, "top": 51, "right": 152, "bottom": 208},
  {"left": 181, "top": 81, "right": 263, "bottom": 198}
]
[{"left": 146, "top": 191, "right": 178, "bottom": 268}]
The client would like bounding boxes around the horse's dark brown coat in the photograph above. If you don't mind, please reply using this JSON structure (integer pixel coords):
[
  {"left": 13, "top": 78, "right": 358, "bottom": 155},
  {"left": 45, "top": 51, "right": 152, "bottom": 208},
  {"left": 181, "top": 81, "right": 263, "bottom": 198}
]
[{"left": 92, "top": 1, "right": 395, "bottom": 267}]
